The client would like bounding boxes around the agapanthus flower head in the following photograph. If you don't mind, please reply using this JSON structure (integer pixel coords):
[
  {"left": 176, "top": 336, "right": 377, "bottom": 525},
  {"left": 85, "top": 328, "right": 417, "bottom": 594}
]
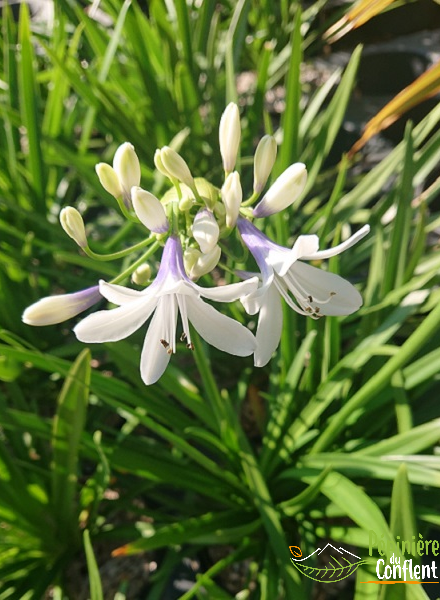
[{"left": 23, "top": 103, "right": 370, "bottom": 383}]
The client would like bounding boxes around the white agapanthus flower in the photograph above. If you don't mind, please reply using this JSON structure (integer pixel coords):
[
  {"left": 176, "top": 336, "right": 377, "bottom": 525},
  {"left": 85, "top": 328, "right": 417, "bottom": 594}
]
[
  {"left": 74, "top": 235, "right": 258, "bottom": 385},
  {"left": 237, "top": 218, "right": 370, "bottom": 367}
]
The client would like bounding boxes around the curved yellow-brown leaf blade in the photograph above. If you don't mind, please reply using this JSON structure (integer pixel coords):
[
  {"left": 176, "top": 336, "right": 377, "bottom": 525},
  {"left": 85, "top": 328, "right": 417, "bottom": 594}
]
[{"left": 350, "top": 60, "right": 440, "bottom": 156}]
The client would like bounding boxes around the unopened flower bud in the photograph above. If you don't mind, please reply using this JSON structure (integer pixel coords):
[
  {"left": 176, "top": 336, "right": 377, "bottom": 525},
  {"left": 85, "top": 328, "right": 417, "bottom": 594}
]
[
  {"left": 22, "top": 286, "right": 101, "bottom": 326},
  {"left": 95, "top": 163, "right": 122, "bottom": 199},
  {"left": 179, "top": 192, "right": 194, "bottom": 212},
  {"left": 253, "top": 162, "right": 307, "bottom": 218},
  {"left": 188, "top": 245, "right": 221, "bottom": 280},
  {"left": 192, "top": 209, "right": 219, "bottom": 254},
  {"left": 113, "top": 143, "right": 141, "bottom": 206},
  {"left": 183, "top": 247, "right": 201, "bottom": 275},
  {"left": 131, "top": 187, "right": 169, "bottom": 234},
  {"left": 154, "top": 149, "right": 171, "bottom": 178},
  {"left": 60, "top": 207, "right": 88, "bottom": 248},
  {"left": 221, "top": 171, "right": 242, "bottom": 228},
  {"left": 194, "top": 178, "right": 219, "bottom": 210},
  {"left": 131, "top": 264, "right": 151, "bottom": 285},
  {"left": 160, "top": 147, "right": 195, "bottom": 188},
  {"left": 219, "top": 103, "right": 241, "bottom": 173},
  {"left": 253, "top": 135, "right": 277, "bottom": 194}
]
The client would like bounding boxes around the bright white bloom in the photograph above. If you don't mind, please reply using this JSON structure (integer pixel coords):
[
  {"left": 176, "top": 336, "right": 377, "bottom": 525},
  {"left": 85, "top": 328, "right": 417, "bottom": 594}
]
[
  {"left": 219, "top": 103, "right": 241, "bottom": 173},
  {"left": 131, "top": 186, "right": 169, "bottom": 234},
  {"left": 221, "top": 171, "right": 242, "bottom": 229},
  {"left": 253, "top": 163, "right": 307, "bottom": 218},
  {"left": 22, "top": 286, "right": 101, "bottom": 326},
  {"left": 74, "top": 236, "right": 258, "bottom": 385},
  {"left": 238, "top": 218, "right": 370, "bottom": 367},
  {"left": 96, "top": 142, "right": 141, "bottom": 208},
  {"left": 253, "top": 135, "right": 277, "bottom": 194},
  {"left": 184, "top": 245, "right": 222, "bottom": 280},
  {"left": 60, "top": 207, "right": 88, "bottom": 248},
  {"left": 192, "top": 209, "right": 219, "bottom": 253},
  {"left": 159, "top": 147, "right": 195, "bottom": 189}
]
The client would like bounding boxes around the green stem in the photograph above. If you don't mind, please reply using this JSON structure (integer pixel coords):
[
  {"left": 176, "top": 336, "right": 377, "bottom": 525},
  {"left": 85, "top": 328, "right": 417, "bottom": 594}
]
[
  {"left": 110, "top": 241, "right": 161, "bottom": 284},
  {"left": 116, "top": 197, "right": 140, "bottom": 223},
  {"left": 84, "top": 236, "right": 156, "bottom": 262},
  {"left": 241, "top": 190, "right": 260, "bottom": 208}
]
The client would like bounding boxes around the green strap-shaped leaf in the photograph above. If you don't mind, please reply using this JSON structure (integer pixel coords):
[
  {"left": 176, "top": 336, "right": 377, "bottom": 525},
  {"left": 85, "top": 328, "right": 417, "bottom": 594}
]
[{"left": 51, "top": 349, "right": 91, "bottom": 541}]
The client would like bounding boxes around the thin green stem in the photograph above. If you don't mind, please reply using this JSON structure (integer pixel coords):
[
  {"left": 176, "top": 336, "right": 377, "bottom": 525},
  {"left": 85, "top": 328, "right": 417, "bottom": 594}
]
[
  {"left": 110, "top": 241, "right": 161, "bottom": 284},
  {"left": 84, "top": 236, "right": 156, "bottom": 262},
  {"left": 116, "top": 197, "right": 140, "bottom": 223},
  {"left": 241, "top": 190, "right": 260, "bottom": 208}
]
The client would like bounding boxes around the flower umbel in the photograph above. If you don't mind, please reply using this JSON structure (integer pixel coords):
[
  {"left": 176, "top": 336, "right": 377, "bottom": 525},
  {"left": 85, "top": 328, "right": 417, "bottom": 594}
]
[
  {"left": 74, "top": 236, "right": 258, "bottom": 385},
  {"left": 23, "top": 102, "right": 370, "bottom": 383}
]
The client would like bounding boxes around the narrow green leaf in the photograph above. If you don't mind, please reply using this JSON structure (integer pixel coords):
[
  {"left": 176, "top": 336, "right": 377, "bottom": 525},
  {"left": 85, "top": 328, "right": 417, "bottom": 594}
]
[
  {"left": 18, "top": 3, "right": 45, "bottom": 212},
  {"left": 51, "top": 349, "right": 91, "bottom": 538},
  {"left": 84, "top": 529, "right": 103, "bottom": 600}
]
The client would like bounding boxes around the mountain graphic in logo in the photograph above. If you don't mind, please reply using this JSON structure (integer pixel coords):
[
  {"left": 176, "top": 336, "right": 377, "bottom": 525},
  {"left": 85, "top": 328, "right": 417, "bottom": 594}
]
[{"left": 289, "top": 543, "right": 368, "bottom": 583}]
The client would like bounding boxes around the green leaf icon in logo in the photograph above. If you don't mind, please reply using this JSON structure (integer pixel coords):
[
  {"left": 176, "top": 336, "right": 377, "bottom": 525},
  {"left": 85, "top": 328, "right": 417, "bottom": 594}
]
[{"left": 289, "top": 544, "right": 369, "bottom": 583}]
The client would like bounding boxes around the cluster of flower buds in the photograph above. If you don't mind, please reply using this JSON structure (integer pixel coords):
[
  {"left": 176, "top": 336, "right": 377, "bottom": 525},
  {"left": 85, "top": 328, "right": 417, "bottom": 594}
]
[{"left": 23, "top": 103, "right": 369, "bottom": 384}]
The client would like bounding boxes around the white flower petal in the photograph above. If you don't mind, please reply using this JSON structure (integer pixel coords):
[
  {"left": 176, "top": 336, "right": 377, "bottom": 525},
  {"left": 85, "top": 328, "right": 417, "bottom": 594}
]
[
  {"left": 140, "top": 297, "right": 175, "bottom": 385},
  {"left": 195, "top": 277, "right": 259, "bottom": 302},
  {"left": 186, "top": 297, "right": 256, "bottom": 356},
  {"left": 289, "top": 261, "right": 363, "bottom": 316},
  {"left": 240, "top": 273, "right": 274, "bottom": 315},
  {"left": 132, "top": 187, "right": 169, "bottom": 233},
  {"left": 74, "top": 296, "right": 156, "bottom": 342},
  {"left": 301, "top": 225, "right": 370, "bottom": 260},
  {"left": 254, "top": 283, "right": 283, "bottom": 367},
  {"left": 273, "top": 235, "right": 320, "bottom": 277},
  {"left": 99, "top": 280, "right": 147, "bottom": 305}
]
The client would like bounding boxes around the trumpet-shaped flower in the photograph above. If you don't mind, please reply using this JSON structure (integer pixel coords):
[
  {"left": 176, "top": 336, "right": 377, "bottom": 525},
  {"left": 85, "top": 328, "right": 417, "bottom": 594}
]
[
  {"left": 237, "top": 218, "right": 370, "bottom": 367},
  {"left": 22, "top": 286, "right": 101, "bottom": 326},
  {"left": 74, "top": 236, "right": 258, "bottom": 385}
]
